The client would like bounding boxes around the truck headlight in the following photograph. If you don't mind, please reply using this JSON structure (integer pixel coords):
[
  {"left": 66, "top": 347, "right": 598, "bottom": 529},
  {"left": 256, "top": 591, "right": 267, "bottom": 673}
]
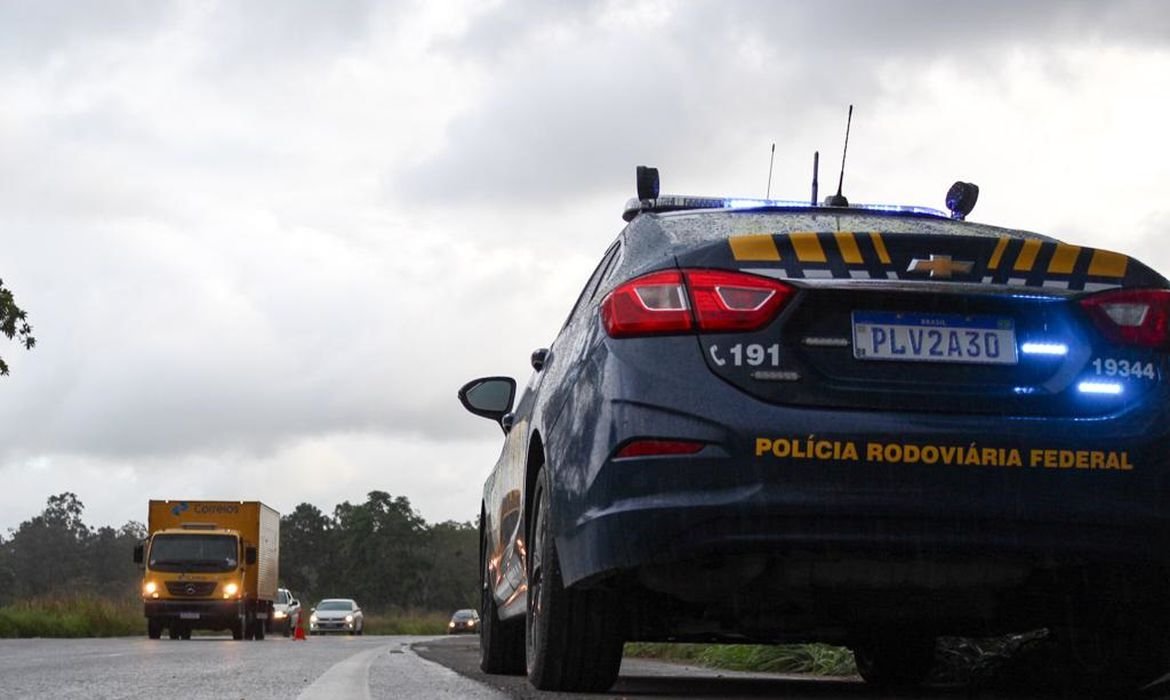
[
  {"left": 223, "top": 582, "right": 239, "bottom": 599},
  {"left": 143, "top": 581, "right": 158, "bottom": 596}
]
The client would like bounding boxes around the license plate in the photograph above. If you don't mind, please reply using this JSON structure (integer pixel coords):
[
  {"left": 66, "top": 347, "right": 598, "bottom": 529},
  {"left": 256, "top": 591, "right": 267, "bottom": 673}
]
[
  {"left": 179, "top": 612, "right": 200, "bottom": 620},
  {"left": 852, "top": 311, "right": 1018, "bottom": 365}
]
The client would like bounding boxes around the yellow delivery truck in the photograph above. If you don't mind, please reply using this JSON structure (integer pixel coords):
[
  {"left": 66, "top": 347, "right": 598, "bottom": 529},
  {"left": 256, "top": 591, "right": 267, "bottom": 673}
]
[{"left": 133, "top": 500, "right": 279, "bottom": 640}]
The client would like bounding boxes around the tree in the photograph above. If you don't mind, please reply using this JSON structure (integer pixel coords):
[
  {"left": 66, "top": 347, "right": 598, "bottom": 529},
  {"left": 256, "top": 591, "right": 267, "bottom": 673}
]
[{"left": 0, "top": 278, "right": 34, "bottom": 375}]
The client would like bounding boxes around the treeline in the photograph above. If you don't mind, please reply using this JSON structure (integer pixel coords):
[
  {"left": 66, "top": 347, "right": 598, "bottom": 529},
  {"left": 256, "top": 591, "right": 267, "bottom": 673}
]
[{"left": 0, "top": 491, "right": 478, "bottom": 613}]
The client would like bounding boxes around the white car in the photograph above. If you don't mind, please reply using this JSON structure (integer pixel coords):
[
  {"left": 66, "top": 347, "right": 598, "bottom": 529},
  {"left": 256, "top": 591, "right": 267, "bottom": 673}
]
[
  {"left": 271, "top": 588, "right": 301, "bottom": 637},
  {"left": 309, "top": 598, "right": 364, "bottom": 635}
]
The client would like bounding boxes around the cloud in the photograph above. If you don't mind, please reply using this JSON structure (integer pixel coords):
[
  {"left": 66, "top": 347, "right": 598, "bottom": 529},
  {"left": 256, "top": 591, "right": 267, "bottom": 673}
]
[{"left": 395, "top": 0, "right": 1170, "bottom": 204}]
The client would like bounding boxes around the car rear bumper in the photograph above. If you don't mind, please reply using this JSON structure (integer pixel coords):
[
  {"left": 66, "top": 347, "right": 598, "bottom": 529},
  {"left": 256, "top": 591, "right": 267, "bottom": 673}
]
[{"left": 549, "top": 340, "right": 1170, "bottom": 592}]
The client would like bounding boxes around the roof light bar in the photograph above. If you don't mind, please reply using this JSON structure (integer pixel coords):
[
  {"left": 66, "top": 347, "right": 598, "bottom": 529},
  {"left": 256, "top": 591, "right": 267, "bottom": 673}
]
[{"left": 622, "top": 194, "right": 948, "bottom": 222}]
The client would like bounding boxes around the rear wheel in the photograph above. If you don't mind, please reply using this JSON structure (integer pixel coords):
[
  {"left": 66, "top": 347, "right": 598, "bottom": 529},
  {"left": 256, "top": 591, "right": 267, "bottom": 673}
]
[
  {"left": 478, "top": 519, "right": 526, "bottom": 675},
  {"left": 852, "top": 633, "right": 936, "bottom": 689},
  {"left": 525, "top": 467, "right": 623, "bottom": 692},
  {"left": 147, "top": 619, "right": 162, "bottom": 640},
  {"left": 168, "top": 626, "right": 180, "bottom": 640},
  {"left": 231, "top": 613, "right": 246, "bottom": 640},
  {"left": 253, "top": 615, "right": 266, "bottom": 640}
]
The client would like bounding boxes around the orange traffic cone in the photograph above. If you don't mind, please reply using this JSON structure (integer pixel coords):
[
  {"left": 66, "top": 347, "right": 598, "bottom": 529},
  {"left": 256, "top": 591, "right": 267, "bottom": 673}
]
[{"left": 294, "top": 612, "right": 307, "bottom": 641}]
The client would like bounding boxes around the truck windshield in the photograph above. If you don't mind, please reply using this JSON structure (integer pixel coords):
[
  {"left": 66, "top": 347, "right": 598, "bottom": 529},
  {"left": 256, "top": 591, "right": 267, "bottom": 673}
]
[{"left": 149, "top": 534, "right": 238, "bottom": 572}]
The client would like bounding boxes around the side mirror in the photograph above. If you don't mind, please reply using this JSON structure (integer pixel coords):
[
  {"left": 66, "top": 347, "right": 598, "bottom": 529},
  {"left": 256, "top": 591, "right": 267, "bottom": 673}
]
[
  {"left": 133, "top": 543, "right": 144, "bottom": 565},
  {"left": 245, "top": 546, "right": 257, "bottom": 565},
  {"left": 531, "top": 348, "right": 549, "bottom": 371},
  {"left": 291, "top": 599, "right": 299, "bottom": 607},
  {"left": 458, "top": 377, "right": 516, "bottom": 429}
]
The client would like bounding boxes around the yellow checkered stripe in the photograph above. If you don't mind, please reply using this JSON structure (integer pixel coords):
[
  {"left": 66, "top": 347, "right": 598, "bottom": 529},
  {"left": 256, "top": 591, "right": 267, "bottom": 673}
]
[
  {"left": 984, "top": 237, "right": 1128, "bottom": 288},
  {"left": 728, "top": 232, "right": 1134, "bottom": 291}
]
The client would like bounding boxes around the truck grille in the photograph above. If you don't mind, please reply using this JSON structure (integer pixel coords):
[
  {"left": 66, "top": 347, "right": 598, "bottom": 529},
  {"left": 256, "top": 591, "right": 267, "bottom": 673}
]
[{"left": 165, "top": 581, "right": 218, "bottom": 597}]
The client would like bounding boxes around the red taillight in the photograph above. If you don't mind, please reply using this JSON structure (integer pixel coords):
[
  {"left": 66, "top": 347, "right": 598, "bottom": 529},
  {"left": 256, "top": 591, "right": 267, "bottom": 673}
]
[
  {"left": 600, "top": 270, "right": 692, "bottom": 337},
  {"left": 1080, "top": 288, "right": 1170, "bottom": 349},
  {"left": 686, "top": 269, "right": 793, "bottom": 332},
  {"left": 614, "top": 439, "right": 706, "bottom": 459},
  {"left": 601, "top": 269, "right": 792, "bottom": 338}
]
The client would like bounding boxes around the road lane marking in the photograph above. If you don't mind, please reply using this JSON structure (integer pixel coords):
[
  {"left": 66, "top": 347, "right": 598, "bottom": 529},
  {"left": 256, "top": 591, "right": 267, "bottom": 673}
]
[
  {"left": 298, "top": 645, "right": 384, "bottom": 700},
  {"left": 386, "top": 645, "right": 508, "bottom": 699}
]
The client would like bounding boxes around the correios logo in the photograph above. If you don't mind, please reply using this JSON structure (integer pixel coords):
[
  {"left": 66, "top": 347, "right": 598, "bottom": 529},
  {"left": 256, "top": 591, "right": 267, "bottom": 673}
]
[
  {"left": 171, "top": 502, "right": 189, "bottom": 517},
  {"left": 193, "top": 504, "right": 240, "bottom": 515}
]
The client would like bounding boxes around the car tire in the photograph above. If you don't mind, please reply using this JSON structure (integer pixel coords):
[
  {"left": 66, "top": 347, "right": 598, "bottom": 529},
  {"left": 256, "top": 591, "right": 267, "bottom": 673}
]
[
  {"left": 479, "top": 518, "right": 526, "bottom": 675},
  {"left": 852, "top": 634, "right": 936, "bottom": 689},
  {"left": 525, "top": 467, "right": 624, "bottom": 692},
  {"left": 147, "top": 619, "right": 162, "bottom": 640}
]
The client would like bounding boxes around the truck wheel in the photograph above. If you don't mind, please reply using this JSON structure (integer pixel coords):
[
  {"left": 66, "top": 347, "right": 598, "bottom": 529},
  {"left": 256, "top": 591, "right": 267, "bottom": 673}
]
[
  {"left": 168, "top": 626, "right": 180, "bottom": 640},
  {"left": 147, "top": 619, "right": 162, "bottom": 640},
  {"left": 231, "top": 615, "right": 245, "bottom": 640},
  {"left": 479, "top": 518, "right": 525, "bottom": 675},
  {"left": 853, "top": 634, "right": 936, "bottom": 689},
  {"left": 254, "top": 617, "right": 266, "bottom": 640},
  {"left": 525, "top": 467, "right": 623, "bottom": 692},
  {"left": 180, "top": 626, "right": 192, "bottom": 640}
]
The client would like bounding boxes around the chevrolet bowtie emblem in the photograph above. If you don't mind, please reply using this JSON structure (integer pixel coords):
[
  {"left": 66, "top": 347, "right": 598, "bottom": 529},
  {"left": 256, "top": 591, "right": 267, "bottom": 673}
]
[{"left": 907, "top": 254, "right": 974, "bottom": 279}]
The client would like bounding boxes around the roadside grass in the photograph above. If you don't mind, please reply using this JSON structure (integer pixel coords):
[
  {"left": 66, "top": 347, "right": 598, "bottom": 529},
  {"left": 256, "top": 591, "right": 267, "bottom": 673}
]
[
  {"left": 362, "top": 609, "right": 451, "bottom": 635},
  {"left": 0, "top": 595, "right": 141, "bottom": 638},
  {"left": 624, "top": 642, "right": 858, "bottom": 676}
]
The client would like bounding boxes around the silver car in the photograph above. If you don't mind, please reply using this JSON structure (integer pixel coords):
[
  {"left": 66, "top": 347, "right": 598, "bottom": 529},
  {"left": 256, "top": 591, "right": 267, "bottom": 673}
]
[{"left": 309, "top": 598, "right": 364, "bottom": 635}]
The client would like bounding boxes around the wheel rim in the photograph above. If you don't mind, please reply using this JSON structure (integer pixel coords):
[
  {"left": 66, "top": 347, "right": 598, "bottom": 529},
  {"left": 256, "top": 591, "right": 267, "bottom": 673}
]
[{"left": 526, "top": 487, "right": 546, "bottom": 670}]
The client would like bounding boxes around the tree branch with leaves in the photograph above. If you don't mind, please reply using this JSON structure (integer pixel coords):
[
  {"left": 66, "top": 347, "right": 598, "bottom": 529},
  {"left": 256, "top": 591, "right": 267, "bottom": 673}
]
[{"left": 0, "top": 278, "right": 35, "bottom": 375}]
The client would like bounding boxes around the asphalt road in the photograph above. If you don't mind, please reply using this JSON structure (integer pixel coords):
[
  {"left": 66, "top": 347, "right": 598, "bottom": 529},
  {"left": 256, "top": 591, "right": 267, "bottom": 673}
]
[
  {"left": 3, "top": 634, "right": 1167, "bottom": 699},
  {"left": 0, "top": 634, "right": 502, "bottom": 700}
]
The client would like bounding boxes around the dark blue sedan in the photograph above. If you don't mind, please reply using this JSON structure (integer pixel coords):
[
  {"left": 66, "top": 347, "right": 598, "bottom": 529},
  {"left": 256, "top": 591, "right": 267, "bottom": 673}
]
[{"left": 460, "top": 169, "right": 1170, "bottom": 693}]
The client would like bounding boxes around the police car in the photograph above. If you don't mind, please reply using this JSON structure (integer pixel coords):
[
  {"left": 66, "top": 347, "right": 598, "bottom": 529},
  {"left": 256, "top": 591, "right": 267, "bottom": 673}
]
[{"left": 459, "top": 167, "right": 1170, "bottom": 692}]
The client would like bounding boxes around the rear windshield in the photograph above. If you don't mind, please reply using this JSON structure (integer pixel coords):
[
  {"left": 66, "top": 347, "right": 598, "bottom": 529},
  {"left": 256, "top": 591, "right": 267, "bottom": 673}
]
[{"left": 657, "top": 211, "right": 1052, "bottom": 247}]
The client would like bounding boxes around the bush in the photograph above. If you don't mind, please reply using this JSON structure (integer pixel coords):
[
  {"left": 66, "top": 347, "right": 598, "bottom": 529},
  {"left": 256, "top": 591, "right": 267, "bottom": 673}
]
[
  {"left": 0, "top": 595, "right": 141, "bottom": 638},
  {"left": 361, "top": 608, "right": 450, "bottom": 635}
]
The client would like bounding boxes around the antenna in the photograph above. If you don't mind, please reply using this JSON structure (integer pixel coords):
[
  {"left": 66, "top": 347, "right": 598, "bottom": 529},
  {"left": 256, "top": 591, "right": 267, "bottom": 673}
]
[
  {"left": 811, "top": 151, "right": 819, "bottom": 205},
  {"left": 765, "top": 143, "right": 776, "bottom": 199},
  {"left": 824, "top": 104, "right": 853, "bottom": 207}
]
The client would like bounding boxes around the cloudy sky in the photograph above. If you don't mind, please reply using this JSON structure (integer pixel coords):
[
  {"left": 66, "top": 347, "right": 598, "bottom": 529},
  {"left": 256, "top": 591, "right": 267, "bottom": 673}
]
[{"left": 1, "top": 0, "right": 1168, "bottom": 533}]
